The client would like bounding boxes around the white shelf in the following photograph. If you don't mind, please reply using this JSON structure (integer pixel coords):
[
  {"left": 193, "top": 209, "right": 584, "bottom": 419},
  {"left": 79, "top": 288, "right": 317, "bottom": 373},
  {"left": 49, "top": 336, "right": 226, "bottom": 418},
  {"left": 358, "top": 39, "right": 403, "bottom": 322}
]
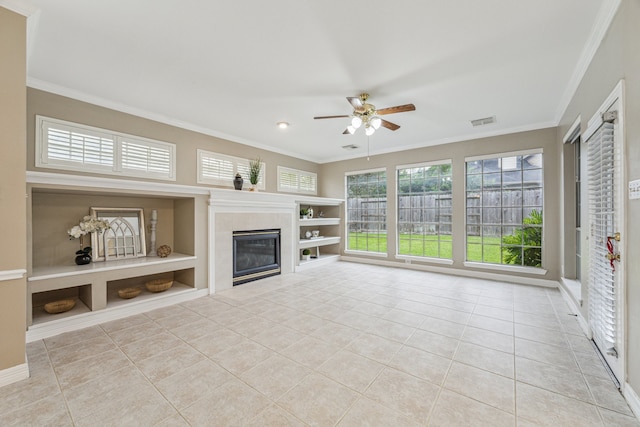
[
  {"left": 298, "top": 218, "right": 340, "bottom": 226},
  {"left": 299, "top": 236, "right": 341, "bottom": 249},
  {"left": 295, "top": 254, "right": 341, "bottom": 272},
  {"left": 29, "top": 253, "right": 196, "bottom": 281}
]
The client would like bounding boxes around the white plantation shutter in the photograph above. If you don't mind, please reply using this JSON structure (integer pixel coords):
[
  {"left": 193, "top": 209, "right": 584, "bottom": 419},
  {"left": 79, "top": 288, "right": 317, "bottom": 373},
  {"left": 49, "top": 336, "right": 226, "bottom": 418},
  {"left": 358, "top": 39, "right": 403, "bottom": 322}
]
[
  {"left": 200, "top": 155, "right": 235, "bottom": 182},
  {"left": 121, "top": 139, "right": 174, "bottom": 177},
  {"left": 587, "top": 121, "right": 617, "bottom": 355},
  {"left": 40, "top": 120, "right": 114, "bottom": 170},
  {"left": 277, "top": 166, "right": 317, "bottom": 195},
  {"left": 36, "top": 116, "right": 175, "bottom": 180},
  {"left": 197, "top": 150, "right": 265, "bottom": 189}
]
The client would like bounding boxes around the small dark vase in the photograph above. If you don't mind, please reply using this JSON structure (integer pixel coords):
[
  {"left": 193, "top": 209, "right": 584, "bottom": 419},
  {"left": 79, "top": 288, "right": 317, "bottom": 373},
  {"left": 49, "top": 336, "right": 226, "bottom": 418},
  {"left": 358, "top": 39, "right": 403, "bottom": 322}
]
[
  {"left": 75, "top": 254, "right": 92, "bottom": 265},
  {"left": 233, "top": 173, "right": 243, "bottom": 190}
]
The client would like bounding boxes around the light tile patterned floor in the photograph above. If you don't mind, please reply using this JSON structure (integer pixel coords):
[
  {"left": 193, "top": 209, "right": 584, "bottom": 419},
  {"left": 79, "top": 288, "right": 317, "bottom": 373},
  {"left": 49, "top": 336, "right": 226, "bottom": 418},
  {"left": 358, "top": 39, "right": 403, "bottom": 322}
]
[{"left": 2, "top": 262, "right": 638, "bottom": 426}]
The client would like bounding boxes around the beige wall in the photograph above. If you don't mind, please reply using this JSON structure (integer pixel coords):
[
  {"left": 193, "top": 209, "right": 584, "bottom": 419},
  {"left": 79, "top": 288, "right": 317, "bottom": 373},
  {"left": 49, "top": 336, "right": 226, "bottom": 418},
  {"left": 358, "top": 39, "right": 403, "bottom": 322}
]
[
  {"left": 558, "top": 0, "right": 640, "bottom": 392},
  {"left": 0, "top": 7, "right": 27, "bottom": 370},
  {"left": 26, "top": 88, "right": 319, "bottom": 192},
  {"left": 320, "top": 127, "right": 560, "bottom": 281}
]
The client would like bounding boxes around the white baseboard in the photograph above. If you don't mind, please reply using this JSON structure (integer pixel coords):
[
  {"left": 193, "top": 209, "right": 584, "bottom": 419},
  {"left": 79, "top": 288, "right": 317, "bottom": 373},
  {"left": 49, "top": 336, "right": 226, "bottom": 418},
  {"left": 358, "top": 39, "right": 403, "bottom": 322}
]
[
  {"left": 623, "top": 383, "right": 640, "bottom": 421},
  {"left": 26, "top": 288, "right": 208, "bottom": 342},
  {"left": 0, "top": 361, "right": 29, "bottom": 388},
  {"left": 558, "top": 281, "right": 589, "bottom": 336},
  {"left": 340, "top": 256, "right": 559, "bottom": 288}
]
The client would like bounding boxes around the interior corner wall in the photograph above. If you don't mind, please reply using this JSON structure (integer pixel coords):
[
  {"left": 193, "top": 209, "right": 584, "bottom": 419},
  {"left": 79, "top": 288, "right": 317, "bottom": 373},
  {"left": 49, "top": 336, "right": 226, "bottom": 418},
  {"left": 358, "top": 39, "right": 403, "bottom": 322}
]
[
  {"left": 557, "top": 0, "right": 640, "bottom": 395},
  {"left": 0, "top": 7, "right": 27, "bottom": 371},
  {"left": 318, "top": 127, "right": 560, "bottom": 283}
]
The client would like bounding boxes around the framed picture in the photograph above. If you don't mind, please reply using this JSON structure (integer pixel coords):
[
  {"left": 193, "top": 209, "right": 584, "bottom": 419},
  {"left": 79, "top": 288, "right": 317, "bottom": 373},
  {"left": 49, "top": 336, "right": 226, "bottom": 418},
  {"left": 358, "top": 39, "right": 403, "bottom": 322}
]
[{"left": 90, "top": 207, "right": 146, "bottom": 261}]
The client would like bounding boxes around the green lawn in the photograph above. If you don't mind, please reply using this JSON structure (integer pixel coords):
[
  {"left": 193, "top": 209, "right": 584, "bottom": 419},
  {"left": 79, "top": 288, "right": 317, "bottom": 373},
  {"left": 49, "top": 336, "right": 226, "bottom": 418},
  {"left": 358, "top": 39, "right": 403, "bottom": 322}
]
[{"left": 348, "top": 233, "right": 503, "bottom": 263}]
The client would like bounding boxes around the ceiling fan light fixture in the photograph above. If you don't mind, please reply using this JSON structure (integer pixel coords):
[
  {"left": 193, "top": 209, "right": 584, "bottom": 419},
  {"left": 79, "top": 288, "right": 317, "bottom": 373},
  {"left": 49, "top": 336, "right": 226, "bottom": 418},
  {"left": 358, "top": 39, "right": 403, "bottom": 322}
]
[
  {"left": 365, "top": 125, "right": 375, "bottom": 136},
  {"left": 346, "top": 125, "right": 355, "bottom": 134},
  {"left": 370, "top": 117, "right": 382, "bottom": 129},
  {"left": 351, "top": 116, "right": 362, "bottom": 129}
]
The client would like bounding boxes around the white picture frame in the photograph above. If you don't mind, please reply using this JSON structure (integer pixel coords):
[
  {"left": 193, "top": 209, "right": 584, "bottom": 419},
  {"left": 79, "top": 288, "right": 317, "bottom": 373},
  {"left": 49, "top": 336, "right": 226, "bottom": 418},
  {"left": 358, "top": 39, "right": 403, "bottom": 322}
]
[{"left": 90, "top": 207, "right": 146, "bottom": 261}]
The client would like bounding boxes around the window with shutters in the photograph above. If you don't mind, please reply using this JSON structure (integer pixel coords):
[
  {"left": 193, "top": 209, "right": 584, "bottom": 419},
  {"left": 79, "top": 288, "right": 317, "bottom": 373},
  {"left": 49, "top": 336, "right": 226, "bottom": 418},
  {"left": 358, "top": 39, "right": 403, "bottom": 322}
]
[
  {"left": 35, "top": 116, "right": 176, "bottom": 180},
  {"left": 197, "top": 149, "right": 265, "bottom": 190},
  {"left": 277, "top": 166, "right": 317, "bottom": 195}
]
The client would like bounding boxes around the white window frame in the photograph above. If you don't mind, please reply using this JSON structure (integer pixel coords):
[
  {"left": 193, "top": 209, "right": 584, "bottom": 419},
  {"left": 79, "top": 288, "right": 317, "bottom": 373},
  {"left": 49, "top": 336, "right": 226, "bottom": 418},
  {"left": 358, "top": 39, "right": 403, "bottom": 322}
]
[
  {"left": 463, "top": 148, "right": 546, "bottom": 274},
  {"left": 277, "top": 166, "right": 317, "bottom": 195},
  {"left": 396, "top": 159, "right": 453, "bottom": 263},
  {"left": 35, "top": 115, "right": 176, "bottom": 181},
  {"left": 345, "top": 168, "right": 388, "bottom": 256},
  {"left": 197, "top": 149, "right": 265, "bottom": 190}
]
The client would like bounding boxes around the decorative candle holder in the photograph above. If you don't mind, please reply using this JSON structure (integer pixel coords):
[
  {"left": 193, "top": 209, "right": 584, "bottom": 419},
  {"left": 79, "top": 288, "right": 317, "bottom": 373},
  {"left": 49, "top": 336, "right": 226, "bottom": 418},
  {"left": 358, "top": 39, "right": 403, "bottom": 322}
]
[{"left": 149, "top": 209, "right": 158, "bottom": 256}]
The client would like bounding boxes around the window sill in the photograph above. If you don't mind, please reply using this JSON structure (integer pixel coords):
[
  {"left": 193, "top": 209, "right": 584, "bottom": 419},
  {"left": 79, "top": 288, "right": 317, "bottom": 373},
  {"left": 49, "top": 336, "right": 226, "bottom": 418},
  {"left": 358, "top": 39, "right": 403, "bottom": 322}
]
[
  {"left": 344, "top": 250, "right": 388, "bottom": 258},
  {"left": 463, "top": 262, "right": 547, "bottom": 275},
  {"left": 395, "top": 255, "right": 453, "bottom": 266}
]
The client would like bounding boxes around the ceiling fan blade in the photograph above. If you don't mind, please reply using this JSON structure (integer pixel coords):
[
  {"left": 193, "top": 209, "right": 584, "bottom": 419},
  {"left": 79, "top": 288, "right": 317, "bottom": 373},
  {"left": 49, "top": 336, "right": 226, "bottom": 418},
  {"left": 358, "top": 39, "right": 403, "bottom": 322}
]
[
  {"left": 376, "top": 104, "right": 416, "bottom": 115},
  {"left": 314, "top": 115, "right": 350, "bottom": 119},
  {"left": 342, "top": 128, "right": 352, "bottom": 134},
  {"left": 380, "top": 119, "right": 400, "bottom": 131},
  {"left": 347, "top": 96, "right": 363, "bottom": 110}
]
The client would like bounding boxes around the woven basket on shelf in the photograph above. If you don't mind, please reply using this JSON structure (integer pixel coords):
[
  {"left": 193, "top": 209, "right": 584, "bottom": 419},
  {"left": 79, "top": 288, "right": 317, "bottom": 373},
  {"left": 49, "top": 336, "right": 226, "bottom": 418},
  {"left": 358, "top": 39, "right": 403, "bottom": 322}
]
[
  {"left": 44, "top": 299, "right": 76, "bottom": 314},
  {"left": 145, "top": 279, "right": 173, "bottom": 293},
  {"left": 118, "top": 287, "right": 142, "bottom": 299}
]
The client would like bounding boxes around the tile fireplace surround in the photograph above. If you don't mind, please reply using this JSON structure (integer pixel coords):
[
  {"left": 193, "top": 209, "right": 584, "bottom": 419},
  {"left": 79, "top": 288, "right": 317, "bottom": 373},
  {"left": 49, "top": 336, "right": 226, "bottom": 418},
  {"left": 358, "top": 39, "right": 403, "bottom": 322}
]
[{"left": 208, "top": 189, "right": 297, "bottom": 293}]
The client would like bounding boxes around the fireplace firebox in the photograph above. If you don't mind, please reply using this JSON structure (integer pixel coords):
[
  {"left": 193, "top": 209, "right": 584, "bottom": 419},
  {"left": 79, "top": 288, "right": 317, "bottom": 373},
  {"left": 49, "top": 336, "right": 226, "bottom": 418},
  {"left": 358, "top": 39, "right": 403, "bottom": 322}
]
[{"left": 232, "top": 229, "right": 281, "bottom": 285}]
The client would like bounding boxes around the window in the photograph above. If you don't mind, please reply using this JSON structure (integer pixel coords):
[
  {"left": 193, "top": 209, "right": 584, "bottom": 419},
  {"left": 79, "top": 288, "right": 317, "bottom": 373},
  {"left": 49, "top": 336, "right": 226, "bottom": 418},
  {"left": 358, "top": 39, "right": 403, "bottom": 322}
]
[
  {"left": 397, "top": 161, "right": 452, "bottom": 259},
  {"left": 465, "top": 150, "right": 543, "bottom": 268},
  {"left": 346, "top": 169, "right": 387, "bottom": 254},
  {"left": 197, "top": 150, "right": 265, "bottom": 190},
  {"left": 277, "top": 166, "right": 317, "bottom": 195},
  {"left": 36, "top": 116, "right": 176, "bottom": 180}
]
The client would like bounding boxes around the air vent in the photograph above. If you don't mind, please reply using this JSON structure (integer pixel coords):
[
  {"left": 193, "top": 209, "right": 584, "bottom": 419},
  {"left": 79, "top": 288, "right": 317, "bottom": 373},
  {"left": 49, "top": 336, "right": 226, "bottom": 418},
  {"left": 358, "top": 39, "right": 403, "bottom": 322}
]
[
  {"left": 471, "top": 116, "right": 496, "bottom": 127},
  {"left": 342, "top": 144, "right": 359, "bottom": 150}
]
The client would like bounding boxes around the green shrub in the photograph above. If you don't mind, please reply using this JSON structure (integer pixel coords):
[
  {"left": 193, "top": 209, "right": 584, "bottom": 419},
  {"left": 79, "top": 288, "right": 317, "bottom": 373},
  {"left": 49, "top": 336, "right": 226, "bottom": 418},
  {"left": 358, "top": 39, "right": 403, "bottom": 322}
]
[{"left": 502, "top": 209, "right": 542, "bottom": 267}]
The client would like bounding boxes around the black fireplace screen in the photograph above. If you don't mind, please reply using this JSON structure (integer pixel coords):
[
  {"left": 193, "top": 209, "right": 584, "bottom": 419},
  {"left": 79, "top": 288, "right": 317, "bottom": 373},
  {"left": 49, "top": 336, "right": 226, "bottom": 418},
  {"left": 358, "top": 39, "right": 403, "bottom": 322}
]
[{"left": 232, "top": 229, "right": 281, "bottom": 285}]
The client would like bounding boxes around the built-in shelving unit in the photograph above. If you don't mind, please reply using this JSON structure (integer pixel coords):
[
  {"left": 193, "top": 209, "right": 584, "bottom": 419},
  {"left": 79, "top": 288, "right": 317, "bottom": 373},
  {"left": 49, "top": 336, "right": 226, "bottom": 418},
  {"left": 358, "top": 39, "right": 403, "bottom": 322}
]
[
  {"left": 296, "top": 197, "right": 343, "bottom": 271},
  {"left": 25, "top": 171, "right": 209, "bottom": 340}
]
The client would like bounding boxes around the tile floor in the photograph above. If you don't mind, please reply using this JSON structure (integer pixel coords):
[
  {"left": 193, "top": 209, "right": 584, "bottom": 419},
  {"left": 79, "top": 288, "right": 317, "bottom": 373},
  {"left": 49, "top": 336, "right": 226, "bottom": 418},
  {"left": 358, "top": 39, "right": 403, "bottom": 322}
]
[{"left": 2, "top": 262, "right": 639, "bottom": 426}]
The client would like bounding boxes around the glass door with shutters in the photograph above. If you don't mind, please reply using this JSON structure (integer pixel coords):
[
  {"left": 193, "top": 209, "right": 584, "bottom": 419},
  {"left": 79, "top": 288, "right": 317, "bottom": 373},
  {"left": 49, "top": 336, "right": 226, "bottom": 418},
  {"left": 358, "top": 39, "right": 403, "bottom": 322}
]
[{"left": 585, "top": 100, "right": 624, "bottom": 383}]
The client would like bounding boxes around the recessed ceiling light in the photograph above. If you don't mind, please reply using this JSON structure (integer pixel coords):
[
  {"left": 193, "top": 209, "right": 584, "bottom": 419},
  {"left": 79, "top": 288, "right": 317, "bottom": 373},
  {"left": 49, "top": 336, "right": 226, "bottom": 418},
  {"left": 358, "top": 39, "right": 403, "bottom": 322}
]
[{"left": 276, "top": 121, "right": 289, "bottom": 129}]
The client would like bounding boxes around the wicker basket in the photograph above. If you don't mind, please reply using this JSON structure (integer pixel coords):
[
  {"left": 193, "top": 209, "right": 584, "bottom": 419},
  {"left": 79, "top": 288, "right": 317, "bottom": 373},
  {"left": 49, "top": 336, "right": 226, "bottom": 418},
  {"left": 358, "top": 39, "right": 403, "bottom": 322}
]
[
  {"left": 118, "top": 287, "right": 142, "bottom": 299},
  {"left": 44, "top": 299, "right": 76, "bottom": 314},
  {"left": 145, "top": 279, "right": 173, "bottom": 293}
]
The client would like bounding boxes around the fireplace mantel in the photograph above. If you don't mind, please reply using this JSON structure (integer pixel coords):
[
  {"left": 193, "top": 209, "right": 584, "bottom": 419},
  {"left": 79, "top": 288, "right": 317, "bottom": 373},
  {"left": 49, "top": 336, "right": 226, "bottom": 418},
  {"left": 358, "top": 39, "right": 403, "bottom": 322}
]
[{"left": 207, "top": 189, "right": 343, "bottom": 293}]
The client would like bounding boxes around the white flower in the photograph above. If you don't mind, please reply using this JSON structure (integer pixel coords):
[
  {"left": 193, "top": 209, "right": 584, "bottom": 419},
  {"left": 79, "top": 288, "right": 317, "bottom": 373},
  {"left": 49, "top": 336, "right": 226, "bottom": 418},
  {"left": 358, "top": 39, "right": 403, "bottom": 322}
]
[
  {"left": 68, "top": 225, "right": 85, "bottom": 239},
  {"left": 68, "top": 216, "right": 110, "bottom": 239}
]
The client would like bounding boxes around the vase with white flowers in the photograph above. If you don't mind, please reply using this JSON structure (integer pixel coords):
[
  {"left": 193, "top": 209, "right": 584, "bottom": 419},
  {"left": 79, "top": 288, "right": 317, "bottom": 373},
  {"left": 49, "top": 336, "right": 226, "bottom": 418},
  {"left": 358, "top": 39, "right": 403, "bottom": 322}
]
[{"left": 68, "top": 215, "right": 110, "bottom": 265}]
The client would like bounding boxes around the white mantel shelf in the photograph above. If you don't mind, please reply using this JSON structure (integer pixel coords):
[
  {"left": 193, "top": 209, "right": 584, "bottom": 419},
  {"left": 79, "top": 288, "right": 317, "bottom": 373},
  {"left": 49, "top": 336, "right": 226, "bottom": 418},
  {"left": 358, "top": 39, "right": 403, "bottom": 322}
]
[{"left": 208, "top": 188, "right": 343, "bottom": 209}]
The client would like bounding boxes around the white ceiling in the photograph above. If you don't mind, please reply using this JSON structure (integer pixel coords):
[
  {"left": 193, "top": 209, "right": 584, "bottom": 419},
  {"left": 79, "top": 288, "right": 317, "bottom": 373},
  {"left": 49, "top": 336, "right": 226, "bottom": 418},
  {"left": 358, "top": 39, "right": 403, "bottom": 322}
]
[{"left": 21, "top": 0, "right": 615, "bottom": 163}]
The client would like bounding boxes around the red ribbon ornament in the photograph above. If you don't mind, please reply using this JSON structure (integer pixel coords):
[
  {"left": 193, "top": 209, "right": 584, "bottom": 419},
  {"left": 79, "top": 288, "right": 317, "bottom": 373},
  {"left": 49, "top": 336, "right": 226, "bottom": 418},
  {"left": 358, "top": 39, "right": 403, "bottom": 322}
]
[{"left": 607, "top": 237, "right": 616, "bottom": 272}]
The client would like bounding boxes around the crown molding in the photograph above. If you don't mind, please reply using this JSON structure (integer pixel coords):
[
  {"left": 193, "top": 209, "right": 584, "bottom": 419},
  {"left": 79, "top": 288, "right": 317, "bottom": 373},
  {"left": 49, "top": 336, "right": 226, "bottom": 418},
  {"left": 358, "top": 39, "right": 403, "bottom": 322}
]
[
  {"left": 26, "top": 78, "right": 318, "bottom": 164},
  {"left": 554, "top": 0, "right": 622, "bottom": 123},
  {"left": 0, "top": 0, "right": 37, "bottom": 17}
]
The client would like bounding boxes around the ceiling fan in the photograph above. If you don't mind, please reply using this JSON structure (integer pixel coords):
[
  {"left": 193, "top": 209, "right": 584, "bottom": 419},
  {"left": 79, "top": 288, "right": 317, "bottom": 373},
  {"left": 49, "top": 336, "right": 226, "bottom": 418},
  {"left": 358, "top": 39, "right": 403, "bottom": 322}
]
[{"left": 314, "top": 93, "right": 416, "bottom": 135}]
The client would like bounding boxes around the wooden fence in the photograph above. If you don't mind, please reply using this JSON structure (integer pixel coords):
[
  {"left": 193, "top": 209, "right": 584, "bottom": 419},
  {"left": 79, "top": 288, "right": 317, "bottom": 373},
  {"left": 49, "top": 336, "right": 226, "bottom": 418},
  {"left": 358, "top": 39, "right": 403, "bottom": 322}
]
[{"left": 347, "top": 188, "right": 542, "bottom": 237}]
